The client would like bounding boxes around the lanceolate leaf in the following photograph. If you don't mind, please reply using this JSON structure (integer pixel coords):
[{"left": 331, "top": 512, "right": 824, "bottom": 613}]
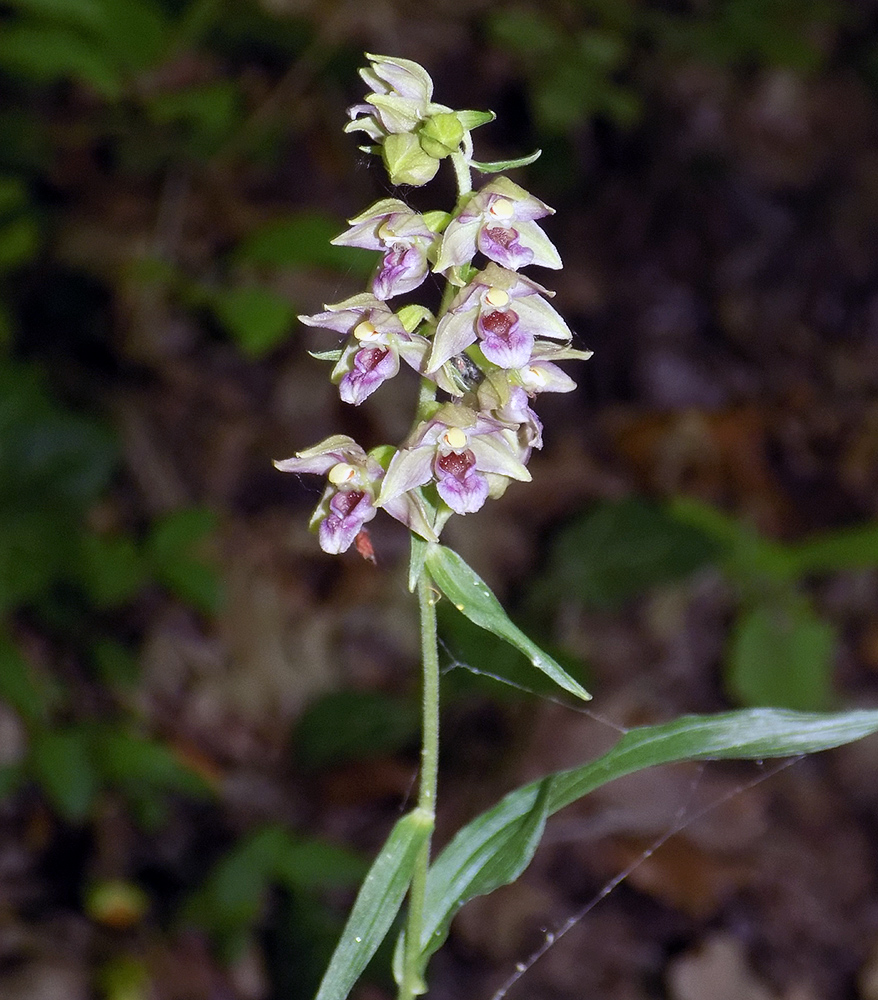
[
  {"left": 425, "top": 544, "right": 590, "bottom": 701},
  {"left": 413, "top": 780, "right": 550, "bottom": 970},
  {"left": 314, "top": 808, "right": 433, "bottom": 1000},
  {"left": 417, "top": 708, "right": 878, "bottom": 965}
]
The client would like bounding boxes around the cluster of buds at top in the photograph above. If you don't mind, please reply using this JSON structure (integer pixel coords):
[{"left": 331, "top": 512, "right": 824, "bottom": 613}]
[{"left": 276, "top": 54, "right": 592, "bottom": 556}]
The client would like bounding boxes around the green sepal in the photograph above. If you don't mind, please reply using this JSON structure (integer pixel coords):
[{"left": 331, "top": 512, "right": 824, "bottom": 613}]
[
  {"left": 367, "top": 444, "right": 397, "bottom": 470},
  {"left": 382, "top": 133, "right": 440, "bottom": 187},
  {"left": 419, "top": 113, "right": 465, "bottom": 159},
  {"left": 423, "top": 210, "right": 451, "bottom": 233},
  {"left": 397, "top": 304, "right": 435, "bottom": 333},
  {"left": 308, "top": 349, "right": 343, "bottom": 362},
  {"left": 456, "top": 110, "right": 496, "bottom": 130}
]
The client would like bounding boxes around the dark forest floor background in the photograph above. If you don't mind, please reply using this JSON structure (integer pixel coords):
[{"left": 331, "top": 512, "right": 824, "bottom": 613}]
[{"left": 3, "top": 2, "right": 878, "bottom": 998}]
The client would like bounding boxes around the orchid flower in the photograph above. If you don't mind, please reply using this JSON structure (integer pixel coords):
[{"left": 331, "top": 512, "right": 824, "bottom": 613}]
[
  {"left": 298, "top": 294, "right": 430, "bottom": 405},
  {"left": 435, "top": 176, "right": 562, "bottom": 274}
]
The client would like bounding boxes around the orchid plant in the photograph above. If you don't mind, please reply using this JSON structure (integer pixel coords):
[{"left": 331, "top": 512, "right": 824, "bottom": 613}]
[{"left": 276, "top": 54, "right": 878, "bottom": 1000}]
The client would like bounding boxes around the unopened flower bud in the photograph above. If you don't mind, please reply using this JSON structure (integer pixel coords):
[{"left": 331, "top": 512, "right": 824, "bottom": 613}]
[
  {"left": 418, "top": 112, "right": 465, "bottom": 159},
  {"left": 382, "top": 133, "right": 440, "bottom": 187}
]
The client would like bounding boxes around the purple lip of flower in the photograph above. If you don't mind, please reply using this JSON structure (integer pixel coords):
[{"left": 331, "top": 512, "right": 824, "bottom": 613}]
[
  {"left": 492, "top": 385, "right": 544, "bottom": 456},
  {"left": 318, "top": 488, "right": 377, "bottom": 554},
  {"left": 373, "top": 242, "right": 429, "bottom": 300},
  {"left": 339, "top": 344, "right": 400, "bottom": 404},
  {"left": 478, "top": 222, "right": 533, "bottom": 271},
  {"left": 274, "top": 434, "right": 440, "bottom": 550},
  {"left": 299, "top": 295, "right": 432, "bottom": 402},
  {"left": 477, "top": 303, "right": 533, "bottom": 369},
  {"left": 273, "top": 436, "right": 384, "bottom": 554},
  {"left": 434, "top": 445, "right": 489, "bottom": 514}
]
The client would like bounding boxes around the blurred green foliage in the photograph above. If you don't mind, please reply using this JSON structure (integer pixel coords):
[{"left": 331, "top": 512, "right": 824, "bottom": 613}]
[
  {"left": 489, "top": 0, "right": 846, "bottom": 137},
  {"left": 184, "top": 825, "right": 367, "bottom": 963},
  {"left": 0, "top": 0, "right": 375, "bottom": 988},
  {"left": 531, "top": 496, "right": 878, "bottom": 712}
]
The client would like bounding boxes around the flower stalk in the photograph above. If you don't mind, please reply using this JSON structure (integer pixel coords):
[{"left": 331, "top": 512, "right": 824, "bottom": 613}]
[{"left": 398, "top": 559, "right": 442, "bottom": 1000}]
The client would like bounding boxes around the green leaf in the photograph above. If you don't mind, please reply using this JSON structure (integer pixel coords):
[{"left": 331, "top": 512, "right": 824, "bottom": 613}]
[
  {"left": 425, "top": 544, "right": 590, "bottom": 701},
  {"left": 535, "top": 497, "right": 719, "bottom": 609},
  {"left": 314, "top": 808, "right": 433, "bottom": 1000},
  {"left": 273, "top": 838, "right": 368, "bottom": 892},
  {"left": 293, "top": 690, "right": 419, "bottom": 770},
  {"left": 145, "top": 80, "right": 242, "bottom": 155},
  {"left": 668, "top": 497, "right": 798, "bottom": 583},
  {"left": 727, "top": 600, "right": 835, "bottom": 710},
  {"left": 91, "top": 640, "right": 140, "bottom": 689},
  {"left": 408, "top": 536, "right": 429, "bottom": 593},
  {"left": 437, "top": 600, "right": 586, "bottom": 702},
  {"left": 413, "top": 780, "right": 550, "bottom": 968},
  {"left": 235, "top": 214, "right": 375, "bottom": 276},
  {"left": 210, "top": 285, "right": 295, "bottom": 357},
  {"left": 471, "top": 149, "right": 542, "bottom": 173},
  {"left": 186, "top": 825, "right": 367, "bottom": 959},
  {"left": 488, "top": 9, "right": 563, "bottom": 58},
  {"left": 420, "top": 708, "right": 878, "bottom": 971},
  {"left": 184, "top": 825, "right": 286, "bottom": 955},
  {"left": 0, "top": 505, "right": 72, "bottom": 611},
  {"left": 29, "top": 727, "right": 99, "bottom": 822},
  {"left": 0, "top": 764, "right": 23, "bottom": 801},
  {"left": 90, "top": 0, "right": 168, "bottom": 72}
]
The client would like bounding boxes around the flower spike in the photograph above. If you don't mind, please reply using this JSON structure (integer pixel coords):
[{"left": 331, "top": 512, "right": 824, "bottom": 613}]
[{"left": 279, "top": 53, "right": 591, "bottom": 558}]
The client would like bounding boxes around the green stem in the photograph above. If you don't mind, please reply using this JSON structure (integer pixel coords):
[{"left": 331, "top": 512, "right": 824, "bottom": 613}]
[{"left": 399, "top": 556, "right": 441, "bottom": 999}]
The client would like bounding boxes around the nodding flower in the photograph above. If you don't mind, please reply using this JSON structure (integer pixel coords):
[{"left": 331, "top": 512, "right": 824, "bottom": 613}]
[
  {"left": 332, "top": 200, "right": 438, "bottom": 301},
  {"left": 273, "top": 436, "right": 382, "bottom": 554},
  {"left": 297, "top": 295, "right": 431, "bottom": 405},
  {"left": 379, "top": 404, "right": 531, "bottom": 516},
  {"left": 435, "top": 177, "right": 562, "bottom": 274},
  {"left": 274, "top": 436, "right": 436, "bottom": 553},
  {"left": 427, "top": 263, "right": 574, "bottom": 377}
]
